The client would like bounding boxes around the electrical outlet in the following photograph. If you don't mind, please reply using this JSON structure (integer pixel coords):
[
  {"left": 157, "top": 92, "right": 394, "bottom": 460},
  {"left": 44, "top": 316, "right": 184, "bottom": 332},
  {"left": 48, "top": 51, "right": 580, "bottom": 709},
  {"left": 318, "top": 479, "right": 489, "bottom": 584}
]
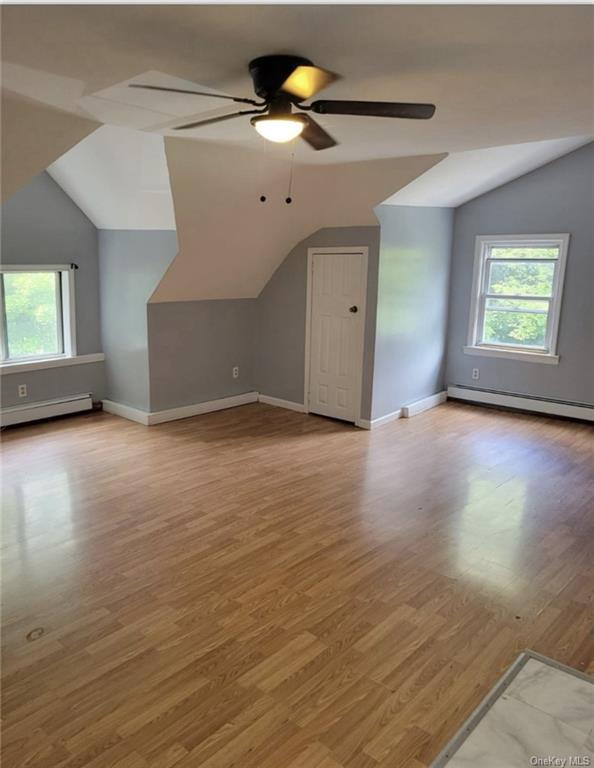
[
  {"left": 472, "top": 368, "right": 480, "bottom": 381},
  {"left": 18, "top": 383, "right": 28, "bottom": 398},
  {"left": 232, "top": 366, "right": 239, "bottom": 379}
]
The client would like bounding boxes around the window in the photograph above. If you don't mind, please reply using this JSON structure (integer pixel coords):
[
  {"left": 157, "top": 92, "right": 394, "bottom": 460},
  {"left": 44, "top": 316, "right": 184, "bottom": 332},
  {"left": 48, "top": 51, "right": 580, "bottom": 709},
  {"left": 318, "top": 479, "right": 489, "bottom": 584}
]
[
  {"left": 466, "top": 235, "right": 569, "bottom": 363},
  {"left": 0, "top": 266, "right": 76, "bottom": 364}
]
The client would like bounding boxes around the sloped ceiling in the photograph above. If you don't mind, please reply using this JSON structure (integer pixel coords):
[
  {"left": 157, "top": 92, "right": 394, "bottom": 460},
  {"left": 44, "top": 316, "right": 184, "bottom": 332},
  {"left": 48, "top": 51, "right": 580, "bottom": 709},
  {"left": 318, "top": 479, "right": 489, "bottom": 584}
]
[
  {"left": 2, "top": 5, "right": 592, "bottom": 301},
  {"left": 153, "top": 141, "right": 445, "bottom": 301},
  {"left": 46, "top": 130, "right": 594, "bottom": 232},
  {"left": 383, "top": 136, "right": 593, "bottom": 208},
  {"left": 43, "top": 127, "right": 592, "bottom": 302},
  {"left": 47, "top": 126, "right": 176, "bottom": 230},
  {"left": 0, "top": 93, "right": 99, "bottom": 202}
]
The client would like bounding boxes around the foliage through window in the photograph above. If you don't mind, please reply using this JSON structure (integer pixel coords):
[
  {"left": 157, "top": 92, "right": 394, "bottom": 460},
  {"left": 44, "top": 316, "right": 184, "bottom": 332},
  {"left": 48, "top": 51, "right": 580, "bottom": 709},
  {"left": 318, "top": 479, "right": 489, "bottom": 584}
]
[
  {"left": 468, "top": 236, "right": 568, "bottom": 356},
  {"left": 1, "top": 268, "right": 75, "bottom": 362}
]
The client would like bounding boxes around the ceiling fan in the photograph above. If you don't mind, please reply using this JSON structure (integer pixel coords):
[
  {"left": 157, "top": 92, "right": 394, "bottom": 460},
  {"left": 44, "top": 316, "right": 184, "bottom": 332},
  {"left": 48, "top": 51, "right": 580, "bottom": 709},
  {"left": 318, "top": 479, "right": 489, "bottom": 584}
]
[{"left": 130, "top": 54, "right": 436, "bottom": 151}]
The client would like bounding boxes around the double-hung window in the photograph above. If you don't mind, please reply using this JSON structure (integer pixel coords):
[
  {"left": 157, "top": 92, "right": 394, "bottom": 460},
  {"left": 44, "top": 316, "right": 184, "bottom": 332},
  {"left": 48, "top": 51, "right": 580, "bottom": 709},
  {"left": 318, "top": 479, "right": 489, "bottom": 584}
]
[
  {"left": 0, "top": 266, "right": 76, "bottom": 364},
  {"left": 466, "top": 234, "right": 569, "bottom": 363}
]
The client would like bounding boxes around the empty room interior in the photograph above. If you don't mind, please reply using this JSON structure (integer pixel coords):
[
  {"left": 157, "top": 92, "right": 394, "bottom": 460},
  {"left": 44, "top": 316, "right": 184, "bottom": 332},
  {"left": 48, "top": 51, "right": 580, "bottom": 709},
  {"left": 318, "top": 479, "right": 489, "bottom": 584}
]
[{"left": 1, "top": 5, "right": 593, "bottom": 767}]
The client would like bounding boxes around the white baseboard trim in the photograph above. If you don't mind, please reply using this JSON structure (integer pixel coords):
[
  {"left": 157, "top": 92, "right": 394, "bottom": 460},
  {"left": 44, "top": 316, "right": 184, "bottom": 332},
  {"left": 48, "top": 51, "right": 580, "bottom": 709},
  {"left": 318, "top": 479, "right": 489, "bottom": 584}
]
[
  {"left": 148, "top": 392, "right": 259, "bottom": 425},
  {"left": 401, "top": 390, "right": 447, "bottom": 418},
  {"left": 1, "top": 393, "right": 92, "bottom": 427},
  {"left": 258, "top": 394, "right": 307, "bottom": 413},
  {"left": 447, "top": 386, "right": 594, "bottom": 422},
  {"left": 101, "top": 399, "right": 150, "bottom": 425},
  {"left": 102, "top": 392, "right": 260, "bottom": 426},
  {"left": 107, "top": 390, "right": 451, "bottom": 428},
  {"left": 357, "top": 390, "right": 447, "bottom": 429},
  {"left": 356, "top": 409, "right": 402, "bottom": 430}
]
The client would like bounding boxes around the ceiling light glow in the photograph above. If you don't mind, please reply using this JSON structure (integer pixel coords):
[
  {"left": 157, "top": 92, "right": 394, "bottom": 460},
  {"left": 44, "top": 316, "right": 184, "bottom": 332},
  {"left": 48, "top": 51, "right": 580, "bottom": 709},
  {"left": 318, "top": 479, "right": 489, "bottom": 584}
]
[{"left": 251, "top": 115, "right": 306, "bottom": 143}]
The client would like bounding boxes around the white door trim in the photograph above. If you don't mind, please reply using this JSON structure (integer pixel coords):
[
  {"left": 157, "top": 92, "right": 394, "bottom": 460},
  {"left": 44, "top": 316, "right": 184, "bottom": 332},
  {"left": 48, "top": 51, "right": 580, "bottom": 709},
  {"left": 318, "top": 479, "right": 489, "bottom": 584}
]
[{"left": 304, "top": 246, "right": 369, "bottom": 425}]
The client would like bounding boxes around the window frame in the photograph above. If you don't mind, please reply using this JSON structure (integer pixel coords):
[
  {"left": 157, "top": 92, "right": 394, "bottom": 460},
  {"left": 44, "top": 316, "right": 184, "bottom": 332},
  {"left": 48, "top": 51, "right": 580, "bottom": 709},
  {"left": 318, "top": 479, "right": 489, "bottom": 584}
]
[
  {"left": 0, "top": 264, "right": 77, "bottom": 365},
  {"left": 465, "top": 234, "right": 569, "bottom": 364}
]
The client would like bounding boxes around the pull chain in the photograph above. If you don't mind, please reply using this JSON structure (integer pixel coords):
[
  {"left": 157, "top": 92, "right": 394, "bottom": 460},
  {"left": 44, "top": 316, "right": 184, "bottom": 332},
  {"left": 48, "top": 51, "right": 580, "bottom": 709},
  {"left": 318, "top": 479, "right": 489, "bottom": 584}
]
[
  {"left": 285, "top": 150, "right": 295, "bottom": 204},
  {"left": 259, "top": 140, "right": 269, "bottom": 202}
]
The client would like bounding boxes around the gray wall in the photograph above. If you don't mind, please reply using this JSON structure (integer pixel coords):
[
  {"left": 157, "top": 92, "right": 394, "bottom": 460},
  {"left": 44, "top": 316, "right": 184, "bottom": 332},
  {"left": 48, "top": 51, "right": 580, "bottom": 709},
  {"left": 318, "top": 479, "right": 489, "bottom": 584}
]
[
  {"left": 98, "top": 230, "right": 177, "bottom": 411},
  {"left": 1, "top": 172, "right": 104, "bottom": 407},
  {"left": 2, "top": 363, "right": 106, "bottom": 409},
  {"left": 255, "top": 226, "right": 381, "bottom": 419},
  {"left": 446, "top": 142, "right": 594, "bottom": 406},
  {"left": 371, "top": 205, "right": 453, "bottom": 420},
  {"left": 6, "top": 147, "right": 589, "bottom": 422},
  {"left": 147, "top": 300, "right": 256, "bottom": 411}
]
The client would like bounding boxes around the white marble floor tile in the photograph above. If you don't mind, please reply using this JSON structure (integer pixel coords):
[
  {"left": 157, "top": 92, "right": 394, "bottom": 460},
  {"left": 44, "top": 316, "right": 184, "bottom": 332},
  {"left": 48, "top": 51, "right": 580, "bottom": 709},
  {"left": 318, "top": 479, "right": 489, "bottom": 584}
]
[
  {"left": 505, "top": 659, "right": 594, "bottom": 736},
  {"left": 446, "top": 694, "right": 593, "bottom": 768}
]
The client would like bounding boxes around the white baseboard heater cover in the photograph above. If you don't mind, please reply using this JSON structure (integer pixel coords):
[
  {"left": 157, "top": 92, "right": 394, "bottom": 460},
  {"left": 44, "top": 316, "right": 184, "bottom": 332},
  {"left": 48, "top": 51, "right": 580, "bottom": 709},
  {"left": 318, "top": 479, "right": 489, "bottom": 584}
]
[
  {"left": 447, "top": 386, "right": 594, "bottom": 422},
  {"left": 0, "top": 394, "right": 93, "bottom": 427}
]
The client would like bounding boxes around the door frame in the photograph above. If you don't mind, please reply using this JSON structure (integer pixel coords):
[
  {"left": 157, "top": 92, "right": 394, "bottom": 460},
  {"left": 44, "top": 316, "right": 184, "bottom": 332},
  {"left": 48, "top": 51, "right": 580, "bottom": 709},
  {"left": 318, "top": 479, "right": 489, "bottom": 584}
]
[{"left": 304, "top": 246, "right": 369, "bottom": 425}]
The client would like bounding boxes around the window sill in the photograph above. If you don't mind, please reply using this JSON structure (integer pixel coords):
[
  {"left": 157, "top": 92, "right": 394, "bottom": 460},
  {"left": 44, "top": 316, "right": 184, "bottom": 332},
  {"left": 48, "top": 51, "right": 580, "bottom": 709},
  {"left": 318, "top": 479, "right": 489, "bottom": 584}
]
[
  {"left": 463, "top": 346, "right": 559, "bottom": 364},
  {"left": 0, "top": 353, "right": 105, "bottom": 375}
]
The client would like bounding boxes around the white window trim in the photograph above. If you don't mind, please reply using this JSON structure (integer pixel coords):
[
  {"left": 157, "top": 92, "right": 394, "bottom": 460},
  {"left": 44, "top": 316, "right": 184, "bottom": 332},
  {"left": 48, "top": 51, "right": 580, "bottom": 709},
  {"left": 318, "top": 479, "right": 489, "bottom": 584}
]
[
  {"left": 0, "top": 352, "right": 105, "bottom": 375},
  {"left": 465, "top": 234, "right": 569, "bottom": 364},
  {"left": 0, "top": 264, "right": 77, "bottom": 364}
]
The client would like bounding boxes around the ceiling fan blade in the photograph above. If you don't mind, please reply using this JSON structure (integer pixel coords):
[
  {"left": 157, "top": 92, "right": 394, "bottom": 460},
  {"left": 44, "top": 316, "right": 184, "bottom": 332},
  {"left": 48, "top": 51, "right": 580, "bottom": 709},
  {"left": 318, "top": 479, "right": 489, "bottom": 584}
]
[
  {"left": 129, "top": 84, "right": 260, "bottom": 106},
  {"left": 281, "top": 66, "right": 340, "bottom": 101},
  {"left": 300, "top": 115, "right": 338, "bottom": 151},
  {"left": 310, "top": 100, "right": 436, "bottom": 120},
  {"left": 174, "top": 109, "right": 263, "bottom": 131}
]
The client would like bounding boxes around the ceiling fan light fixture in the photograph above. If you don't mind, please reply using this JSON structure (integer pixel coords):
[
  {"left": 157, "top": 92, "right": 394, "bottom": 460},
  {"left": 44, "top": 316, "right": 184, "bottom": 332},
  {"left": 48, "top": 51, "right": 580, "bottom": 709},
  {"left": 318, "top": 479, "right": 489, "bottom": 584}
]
[{"left": 251, "top": 114, "right": 307, "bottom": 143}]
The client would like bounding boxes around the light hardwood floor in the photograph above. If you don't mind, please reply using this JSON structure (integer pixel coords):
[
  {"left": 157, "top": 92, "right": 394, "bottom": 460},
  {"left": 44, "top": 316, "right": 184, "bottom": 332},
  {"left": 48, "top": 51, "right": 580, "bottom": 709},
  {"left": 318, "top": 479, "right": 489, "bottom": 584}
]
[{"left": 1, "top": 402, "right": 593, "bottom": 768}]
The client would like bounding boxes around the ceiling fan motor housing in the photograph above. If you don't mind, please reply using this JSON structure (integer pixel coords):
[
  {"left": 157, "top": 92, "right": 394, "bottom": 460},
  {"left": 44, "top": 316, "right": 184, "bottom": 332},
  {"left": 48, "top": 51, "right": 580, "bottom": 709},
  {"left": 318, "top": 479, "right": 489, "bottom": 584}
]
[
  {"left": 133, "top": 54, "right": 435, "bottom": 149},
  {"left": 248, "top": 54, "right": 313, "bottom": 101}
]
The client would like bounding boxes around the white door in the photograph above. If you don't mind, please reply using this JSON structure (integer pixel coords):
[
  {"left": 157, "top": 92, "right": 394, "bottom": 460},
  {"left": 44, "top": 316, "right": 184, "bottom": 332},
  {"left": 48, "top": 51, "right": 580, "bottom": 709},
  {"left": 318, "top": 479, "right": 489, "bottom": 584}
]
[{"left": 307, "top": 248, "right": 367, "bottom": 423}]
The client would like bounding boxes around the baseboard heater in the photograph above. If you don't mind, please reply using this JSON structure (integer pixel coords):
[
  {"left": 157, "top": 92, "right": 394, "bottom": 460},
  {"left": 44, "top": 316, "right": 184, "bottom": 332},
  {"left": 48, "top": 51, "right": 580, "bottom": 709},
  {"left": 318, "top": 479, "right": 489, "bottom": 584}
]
[
  {"left": 0, "top": 393, "right": 93, "bottom": 427},
  {"left": 447, "top": 385, "right": 594, "bottom": 422}
]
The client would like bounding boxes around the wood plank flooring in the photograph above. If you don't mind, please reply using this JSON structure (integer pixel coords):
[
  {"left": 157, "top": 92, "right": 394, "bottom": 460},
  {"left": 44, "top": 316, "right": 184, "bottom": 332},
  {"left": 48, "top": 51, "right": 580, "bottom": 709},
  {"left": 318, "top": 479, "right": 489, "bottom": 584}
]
[{"left": 1, "top": 402, "right": 593, "bottom": 768}]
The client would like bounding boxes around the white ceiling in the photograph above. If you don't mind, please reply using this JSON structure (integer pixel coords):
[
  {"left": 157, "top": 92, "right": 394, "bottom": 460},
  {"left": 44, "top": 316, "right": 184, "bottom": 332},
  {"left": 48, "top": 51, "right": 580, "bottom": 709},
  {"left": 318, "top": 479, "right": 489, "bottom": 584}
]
[
  {"left": 46, "top": 126, "right": 592, "bottom": 231},
  {"left": 154, "top": 141, "right": 444, "bottom": 301},
  {"left": 382, "top": 136, "right": 593, "bottom": 208},
  {"left": 0, "top": 92, "right": 99, "bottom": 203},
  {"left": 2, "top": 5, "right": 592, "bottom": 301},
  {"left": 48, "top": 130, "right": 578, "bottom": 299},
  {"left": 47, "top": 125, "right": 176, "bottom": 230},
  {"left": 2, "top": 5, "right": 592, "bottom": 164}
]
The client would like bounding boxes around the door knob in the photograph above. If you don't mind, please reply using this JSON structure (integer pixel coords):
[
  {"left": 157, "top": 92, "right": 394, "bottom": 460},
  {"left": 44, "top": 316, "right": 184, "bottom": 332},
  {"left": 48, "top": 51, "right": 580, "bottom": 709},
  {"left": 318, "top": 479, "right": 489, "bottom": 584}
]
[{"left": 349, "top": 305, "right": 358, "bottom": 313}]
